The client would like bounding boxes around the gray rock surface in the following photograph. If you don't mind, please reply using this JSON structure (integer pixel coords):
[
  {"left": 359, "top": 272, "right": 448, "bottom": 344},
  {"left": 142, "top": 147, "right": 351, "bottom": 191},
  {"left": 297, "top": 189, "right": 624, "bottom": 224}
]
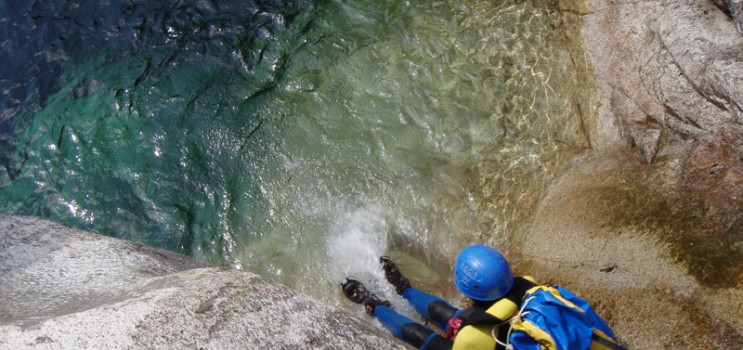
[
  {"left": 0, "top": 215, "right": 209, "bottom": 325},
  {"left": 580, "top": 0, "right": 743, "bottom": 159},
  {"left": 712, "top": 0, "right": 743, "bottom": 33},
  {"left": 0, "top": 215, "right": 407, "bottom": 349}
]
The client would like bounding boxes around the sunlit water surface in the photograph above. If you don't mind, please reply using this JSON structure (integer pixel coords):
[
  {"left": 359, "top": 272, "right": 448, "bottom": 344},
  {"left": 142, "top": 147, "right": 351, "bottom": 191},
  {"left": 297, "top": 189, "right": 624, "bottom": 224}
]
[{"left": 0, "top": 0, "right": 590, "bottom": 312}]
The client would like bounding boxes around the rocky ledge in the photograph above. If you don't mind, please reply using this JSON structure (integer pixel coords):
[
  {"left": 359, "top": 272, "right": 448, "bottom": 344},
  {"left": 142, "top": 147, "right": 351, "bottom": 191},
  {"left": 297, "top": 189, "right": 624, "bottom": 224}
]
[{"left": 0, "top": 215, "right": 405, "bottom": 349}]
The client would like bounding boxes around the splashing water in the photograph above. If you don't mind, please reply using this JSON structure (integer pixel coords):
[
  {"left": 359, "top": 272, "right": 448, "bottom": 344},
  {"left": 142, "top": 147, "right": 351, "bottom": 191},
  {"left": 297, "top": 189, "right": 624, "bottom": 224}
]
[
  {"left": 325, "top": 205, "right": 390, "bottom": 282},
  {"left": 0, "top": 0, "right": 591, "bottom": 310},
  {"left": 322, "top": 203, "right": 426, "bottom": 318}
]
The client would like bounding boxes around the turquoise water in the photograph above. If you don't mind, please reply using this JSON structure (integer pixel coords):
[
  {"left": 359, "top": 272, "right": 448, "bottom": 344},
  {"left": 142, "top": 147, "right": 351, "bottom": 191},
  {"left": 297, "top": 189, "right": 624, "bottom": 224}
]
[{"left": 0, "top": 0, "right": 589, "bottom": 306}]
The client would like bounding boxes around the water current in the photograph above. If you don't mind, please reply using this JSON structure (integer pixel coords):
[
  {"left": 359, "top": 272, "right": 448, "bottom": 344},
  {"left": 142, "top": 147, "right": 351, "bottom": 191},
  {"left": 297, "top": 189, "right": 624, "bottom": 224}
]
[{"left": 0, "top": 0, "right": 591, "bottom": 310}]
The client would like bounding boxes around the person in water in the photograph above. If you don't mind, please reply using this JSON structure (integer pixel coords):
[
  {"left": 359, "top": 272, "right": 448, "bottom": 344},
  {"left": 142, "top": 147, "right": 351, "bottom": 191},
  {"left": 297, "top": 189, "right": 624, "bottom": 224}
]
[{"left": 341, "top": 244, "right": 625, "bottom": 350}]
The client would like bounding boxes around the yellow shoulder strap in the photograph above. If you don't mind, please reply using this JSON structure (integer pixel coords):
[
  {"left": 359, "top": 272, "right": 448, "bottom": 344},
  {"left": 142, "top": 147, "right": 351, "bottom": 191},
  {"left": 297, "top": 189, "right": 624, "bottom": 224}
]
[{"left": 485, "top": 276, "right": 539, "bottom": 320}]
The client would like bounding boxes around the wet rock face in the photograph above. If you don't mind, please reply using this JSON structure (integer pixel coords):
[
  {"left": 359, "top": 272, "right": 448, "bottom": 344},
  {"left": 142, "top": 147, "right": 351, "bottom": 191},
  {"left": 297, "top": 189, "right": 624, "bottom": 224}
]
[
  {"left": 517, "top": 149, "right": 743, "bottom": 349},
  {"left": 577, "top": 0, "right": 743, "bottom": 285},
  {"left": 513, "top": 1, "right": 743, "bottom": 348},
  {"left": 0, "top": 215, "right": 405, "bottom": 349}
]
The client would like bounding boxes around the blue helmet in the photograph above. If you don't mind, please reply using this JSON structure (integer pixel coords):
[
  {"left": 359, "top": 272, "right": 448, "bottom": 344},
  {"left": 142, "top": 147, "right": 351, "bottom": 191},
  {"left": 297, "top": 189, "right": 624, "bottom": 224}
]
[{"left": 453, "top": 245, "right": 513, "bottom": 301}]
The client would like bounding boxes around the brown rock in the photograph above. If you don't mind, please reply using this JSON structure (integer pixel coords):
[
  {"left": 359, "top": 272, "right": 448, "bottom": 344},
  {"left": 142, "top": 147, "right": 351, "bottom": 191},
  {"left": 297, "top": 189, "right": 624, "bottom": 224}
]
[{"left": 512, "top": 0, "right": 743, "bottom": 348}]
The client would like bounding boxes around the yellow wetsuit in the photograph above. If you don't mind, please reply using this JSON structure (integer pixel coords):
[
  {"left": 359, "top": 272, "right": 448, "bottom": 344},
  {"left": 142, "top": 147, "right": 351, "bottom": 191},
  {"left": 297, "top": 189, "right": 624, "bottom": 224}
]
[{"left": 452, "top": 276, "right": 538, "bottom": 350}]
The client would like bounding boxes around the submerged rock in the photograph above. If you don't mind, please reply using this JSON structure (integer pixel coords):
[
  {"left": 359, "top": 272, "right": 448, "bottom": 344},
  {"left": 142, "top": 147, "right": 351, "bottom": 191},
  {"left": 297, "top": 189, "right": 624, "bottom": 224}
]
[{"left": 0, "top": 215, "right": 406, "bottom": 349}]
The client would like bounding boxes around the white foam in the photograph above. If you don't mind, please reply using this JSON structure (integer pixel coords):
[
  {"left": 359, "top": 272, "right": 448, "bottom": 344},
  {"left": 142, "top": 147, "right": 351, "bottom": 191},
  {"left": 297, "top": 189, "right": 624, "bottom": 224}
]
[
  {"left": 324, "top": 203, "right": 421, "bottom": 319},
  {"left": 326, "top": 203, "right": 389, "bottom": 285}
]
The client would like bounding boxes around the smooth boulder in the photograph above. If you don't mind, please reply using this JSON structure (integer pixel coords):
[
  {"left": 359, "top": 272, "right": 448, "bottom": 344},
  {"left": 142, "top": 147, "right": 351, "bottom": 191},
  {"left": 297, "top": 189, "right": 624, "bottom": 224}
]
[{"left": 0, "top": 215, "right": 406, "bottom": 349}]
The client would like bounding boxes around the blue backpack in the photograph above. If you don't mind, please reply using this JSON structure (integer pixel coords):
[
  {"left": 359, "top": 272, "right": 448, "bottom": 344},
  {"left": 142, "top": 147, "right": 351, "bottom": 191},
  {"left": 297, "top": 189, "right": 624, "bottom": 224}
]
[{"left": 506, "top": 285, "right": 624, "bottom": 350}]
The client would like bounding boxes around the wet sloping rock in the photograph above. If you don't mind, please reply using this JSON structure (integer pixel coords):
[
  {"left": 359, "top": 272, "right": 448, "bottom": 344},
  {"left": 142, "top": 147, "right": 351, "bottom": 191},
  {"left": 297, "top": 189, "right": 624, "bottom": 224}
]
[
  {"left": 0, "top": 215, "right": 407, "bottom": 349},
  {"left": 518, "top": 150, "right": 743, "bottom": 349},
  {"left": 576, "top": 0, "right": 743, "bottom": 287},
  {"left": 511, "top": 0, "right": 743, "bottom": 348}
]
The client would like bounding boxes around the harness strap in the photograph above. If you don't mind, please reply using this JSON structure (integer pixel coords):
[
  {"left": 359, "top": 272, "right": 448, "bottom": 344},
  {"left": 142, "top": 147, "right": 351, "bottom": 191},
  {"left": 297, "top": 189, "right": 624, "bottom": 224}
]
[
  {"left": 445, "top": 317, "right": 463, "bottom": 340},
  {"left": 591, "top": 332, "right": 628, "bottom": 350},
  {"left": 457, "top": 277, "right": 537, "bottom": 326}
]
